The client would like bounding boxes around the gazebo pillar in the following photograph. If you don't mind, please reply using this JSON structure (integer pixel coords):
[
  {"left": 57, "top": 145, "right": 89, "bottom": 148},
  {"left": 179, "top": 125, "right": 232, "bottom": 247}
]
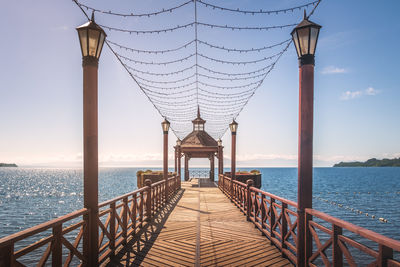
[
  {"left": 174, "top": 147, "right": 177, "bottom": 173},
  {"left": 184, "top": 154, "right": 189, "bottom": 181},
  {"left": 218, "top": 141, "right": 224, "bottom": 176},
  {"left": 177, "top": 149, "right": 181, "bottom": 179},
  {"left": 210, "top": 154, "right": 215, "bottom": 181}
]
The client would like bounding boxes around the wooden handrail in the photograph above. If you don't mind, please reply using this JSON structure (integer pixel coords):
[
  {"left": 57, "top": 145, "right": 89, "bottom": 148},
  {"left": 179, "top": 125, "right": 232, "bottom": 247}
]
[
  {"left": 306, "top": 208, "right": 400, "bottom": 252},
  {"left": 251, "top": 187, "right": 297, "bottom": 208},
  {"left": 218, "top": 173, "right": 400, "bottom": 266},
  {"left": 0, "top": 208, "right": 89, "bottom": 248},
  {"left": 0, "top": 175, "right": 182, "bottom": 266}
]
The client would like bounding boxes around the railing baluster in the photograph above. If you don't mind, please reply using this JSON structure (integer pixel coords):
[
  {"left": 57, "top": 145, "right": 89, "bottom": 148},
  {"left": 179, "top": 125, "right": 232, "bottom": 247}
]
[
  {"left": 281, "top": 203, "right": 288, "bottom": 258},
  {"left": 140, "top": 192, "right": 144, "bottom": 226},
  {"left": 333, "top": 224, "right": 343, "bottom": 267},
  {"left": 270, "top": 197, "right": 276, "bottom": 244},
  {"left": 145, "top": 179, "right": 152, "bottom": 221},
  {"left": 261, "top": 194, "right": 266, "bottom": 235},
  {"left": 110, "top": 202, "right": 116, "bottom": 256},
  {"left": 0, "top": 243, "right": 13, "bottom": 266},
  {"left": 122, "top": 197, "right": 128, "bottom": 244},
  {"left": 246, "top": 180, "right": 253, "bottom": 221},
  {"left": 52, "top": 223, "right": 62, "bottom": 267},
  {"left": 379, "top": 244, "right": 393, "bottom": 267},
  {"left": 305, "top": 211, "right": 313, "bottom": 266}
]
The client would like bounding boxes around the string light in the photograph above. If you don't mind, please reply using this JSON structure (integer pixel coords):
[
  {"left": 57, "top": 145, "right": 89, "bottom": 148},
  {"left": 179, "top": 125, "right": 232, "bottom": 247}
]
[
  {"left": 74, "top": 0, "right": 194, "bottom": 18},
  {"left": 72, "top": 0, "right": 322, "bottom": 139},
  {"left": 197, "top": 0, "right": 319, "bottom": 15}
]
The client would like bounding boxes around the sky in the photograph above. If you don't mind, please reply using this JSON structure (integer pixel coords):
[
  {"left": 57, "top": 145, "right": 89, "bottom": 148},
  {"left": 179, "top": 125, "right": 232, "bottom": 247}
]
[{"left": 0, "top": 0, "right": 399, "bottom": 168}]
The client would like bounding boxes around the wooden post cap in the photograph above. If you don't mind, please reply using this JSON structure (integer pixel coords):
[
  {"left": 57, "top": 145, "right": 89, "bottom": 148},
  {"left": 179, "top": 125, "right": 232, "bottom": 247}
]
[{"left": 145, "top": 179, "right": 152, "bottom": 187}]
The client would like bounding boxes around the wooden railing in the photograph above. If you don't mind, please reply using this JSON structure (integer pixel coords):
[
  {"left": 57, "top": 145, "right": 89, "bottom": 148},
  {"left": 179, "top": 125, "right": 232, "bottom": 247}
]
[
  {"left": 0, "top": 175, "right": 181, "bottom": 266},
  {"left": 218, "top": 174, "right": 400, "bottom": 266},
  {"left": 189, "top": 170, "right": 210, "bottom": 179},
  {"left": 306, "top": 208, "right": 400, "bottom": 267}
]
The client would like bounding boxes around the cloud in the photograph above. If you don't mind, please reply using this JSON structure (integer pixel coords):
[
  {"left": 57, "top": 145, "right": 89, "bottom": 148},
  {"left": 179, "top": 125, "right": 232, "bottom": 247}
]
[
  {"left": 341, "top": 90, "right": 362, "bottom": 100},
  {"left": 365, "top": 87, "right": 379, "bottom": 95},
  {"left": 321, "top": 66, "right": 347, "bottom": 75},
  {"left": 341, "top": 87, "right": 380, "bottom": 100}
]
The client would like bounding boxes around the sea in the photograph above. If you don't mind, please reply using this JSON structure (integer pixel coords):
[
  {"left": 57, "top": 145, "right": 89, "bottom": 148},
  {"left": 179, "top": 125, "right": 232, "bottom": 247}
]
[{"left": 1, "top": 167, "right": 399, "bottom": 263}]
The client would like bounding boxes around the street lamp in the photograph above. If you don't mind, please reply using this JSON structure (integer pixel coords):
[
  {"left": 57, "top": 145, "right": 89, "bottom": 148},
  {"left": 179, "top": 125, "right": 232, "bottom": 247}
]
[
  {"left": 77, "top": 12, "right": 107, "bottom": 65},
  {"left": 161, "top": 119, "right": 170, "bottom": 201},
  {"left": 291, "top": 11, "right": 321, "bottom": 267},
  {"left": 217, "top": 139, "right": 222, "bottom": 147},
  {"left": 76, "top": 13, "right": 106, "bottom": 265},
  {"left": 229, "top": 120, "right": 238, "bottom": 134},
  {"left": 161, "top": 119, "right": 170, "bottom": 133},
  {"left": 291, "top": 11, "right": 321, "bottom": 66}
]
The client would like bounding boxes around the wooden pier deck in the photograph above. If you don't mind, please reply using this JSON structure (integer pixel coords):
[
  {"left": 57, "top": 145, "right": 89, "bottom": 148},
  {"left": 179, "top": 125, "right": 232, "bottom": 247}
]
[{"left": 107, "top": 179, "right": 292, "bottom": 267}]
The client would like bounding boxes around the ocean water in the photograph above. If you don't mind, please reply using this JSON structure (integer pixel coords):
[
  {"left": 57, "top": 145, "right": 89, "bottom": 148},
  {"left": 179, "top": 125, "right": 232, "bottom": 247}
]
[{"left": 0, "top": 167, "right": 399, "bottom": 262}]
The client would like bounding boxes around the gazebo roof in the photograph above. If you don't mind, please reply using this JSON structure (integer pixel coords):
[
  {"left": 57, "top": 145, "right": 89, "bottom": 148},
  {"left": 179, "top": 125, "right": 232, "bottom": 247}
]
[
  {"left": 181, "top": 130, "right": 218, "bottom": 147},
  {"left": 181, "top": 106, "right": 217, "bottom": 148}
]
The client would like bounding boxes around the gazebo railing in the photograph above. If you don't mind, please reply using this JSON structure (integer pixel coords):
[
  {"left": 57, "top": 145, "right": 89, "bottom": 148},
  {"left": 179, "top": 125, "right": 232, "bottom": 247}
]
[
  {"left": 0, "top": 175, "right": 181, "bottom": 266},
  {"left": 218, "top": 174, "right": 400, "bottom": 266},
  {"left": 189, "top": 170, "right": 210, "bottom": 179}
]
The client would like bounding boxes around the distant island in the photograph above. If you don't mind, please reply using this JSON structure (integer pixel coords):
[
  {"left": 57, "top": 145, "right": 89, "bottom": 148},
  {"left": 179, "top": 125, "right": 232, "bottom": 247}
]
[
  {"left": 334, "top": 158, "right": 400, "bottom": 167},
  {"left": 0, "top": 163, "right": 18, "bottom": 167}
]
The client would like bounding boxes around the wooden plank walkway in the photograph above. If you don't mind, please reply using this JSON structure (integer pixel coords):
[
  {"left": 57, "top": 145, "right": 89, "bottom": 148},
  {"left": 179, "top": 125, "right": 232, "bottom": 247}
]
[{"left": 107, "top": 179, "right": 293, "bottom": 267}]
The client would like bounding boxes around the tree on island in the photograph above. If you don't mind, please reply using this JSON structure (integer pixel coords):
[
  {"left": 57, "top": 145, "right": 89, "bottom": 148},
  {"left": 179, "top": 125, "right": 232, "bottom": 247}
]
[
  {"left": 333, "top": 158, "right": 400, "bottom": 167},
  {"left": 0, "top": 163, "right": 18, "bottom": 167}
]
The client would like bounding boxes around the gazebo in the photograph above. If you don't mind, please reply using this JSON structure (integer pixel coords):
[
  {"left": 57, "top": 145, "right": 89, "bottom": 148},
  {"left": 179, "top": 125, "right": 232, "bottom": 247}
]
[{"left": 174, "top": 107, "right": 223, "bottom": 181}]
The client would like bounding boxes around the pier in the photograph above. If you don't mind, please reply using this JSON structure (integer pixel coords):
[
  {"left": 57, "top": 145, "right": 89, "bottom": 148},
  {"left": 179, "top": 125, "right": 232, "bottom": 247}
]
[{"left": 1, "top": 1, "right": 400, "bottom": 266}]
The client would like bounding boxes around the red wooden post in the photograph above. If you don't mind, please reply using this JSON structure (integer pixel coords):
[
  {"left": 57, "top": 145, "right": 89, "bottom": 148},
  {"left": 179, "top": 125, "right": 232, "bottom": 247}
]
[
  {"left": 177, "top": 146, "right": 182, "bottom": 182},
  {"left": 270, "top": 198, "right": 276, "bottom": 244},
  {"left": 52, "top": 223, "right": 62, "bottom": 267},
  {"left": 246, "top": 179, "right": 253, "bottom": 221},
  {"left": 261, "top": 194, "right": 267, "bottom": 234},
  {"left": 281, "top": 203, "right": 288, "bottom": 258},
  {"left": 163, "top": 125, "right": 169, "bottom": 202},
  {"left": 304, "top": 212, "right": 313, "bottom": 265},
  {"left": 0, "top": 244, "right": 13, "bottom": 266},
  {"left": 291, "top": 14, "right": 321, "bottom": 267},
  {"left": 230, "top": 130, "right": 236, "bottom": 198},
  {"left": 145, "top": 179, "right": 152, "bottom": 221},
  {"left": 122, "top": 197, "right": 128, "bottom": 244},
  {"left": 218, "top": 140, "right": 224, "bottom": 176},
  {"left": 174, "top": 147, "right": 177, "bottom": 173},
  {"left": 297, "top": 62, "right": 315, "bottom": 267},
  {"left": 332, "top": 224, "right": 343, "bottom": 266},
  {"left": 184, "top": 154, "right": 189, "bottom": 181},
  {"left": 110, "top": 202, "right": 116, "bottom": 256},
  {"left": 210, "top": 154, "right": 215, "bottom": 181},
  {"left": 378, "top": 244, "right": 393, "bottom": 267},
  {"left": 82, "top": 51, "right": 99, "bottom": 267}
]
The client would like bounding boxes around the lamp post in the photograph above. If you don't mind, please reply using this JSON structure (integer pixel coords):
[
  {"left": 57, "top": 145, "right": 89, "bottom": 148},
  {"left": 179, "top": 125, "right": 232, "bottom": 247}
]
[
  {"left": 217, "top": 139, "right": 223, "bottom": 176},
  {"left": 176, "top": 139, "right": 182, "bottom": 180},
  {"left": 229, "top": 120, "right": 238, "bottom": 198},
  {"left": 291, "top": 11, "right": 321, "bottom": 267},
  {"left": 76, "top": 13, "right": 106, "bottom": 265},
  {"left": 162, "top": 119, "right": 170, "bottom": 202}
]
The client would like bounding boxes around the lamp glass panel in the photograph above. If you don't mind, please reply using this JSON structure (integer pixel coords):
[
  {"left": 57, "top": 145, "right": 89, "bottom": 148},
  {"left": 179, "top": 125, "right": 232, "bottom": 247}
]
[
  {"left": 78, "top": 29, "right": 88, "bottom": 56},
  {"left": 88, "top": 29, "right": 100, "bottom": 57},
  {"left": 292, "top": 31, "right": 301, "bottom": 57},
  {"left": 162, "top": 122, "right": 170, "bottom": 132},
  {"left": 309, "top": 27, "right": 319, "bottom": 55},
  {"left": 96, "top": 32, "right": 105, "bottom": 58},
  {"left": 230, "top": 123, "right": 238, "bottom": 133},
  {"left": 297, "top": 27, "right": 310, "bottom": 56}
]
